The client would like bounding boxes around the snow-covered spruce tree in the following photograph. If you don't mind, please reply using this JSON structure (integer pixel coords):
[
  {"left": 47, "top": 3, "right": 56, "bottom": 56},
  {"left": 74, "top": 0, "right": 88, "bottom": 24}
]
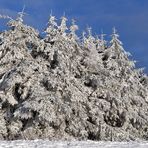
[
  {"left": 83, "top": 27, "right": 96, "bottom": 50},
  {"left": 81, "top": 27, "right": 104, "bottom": 74},
  {"left": 97, "top": 32, "right": 107, "bottom": 52},
  {"left": 44, "top": 14, "right": 58, "bottom": 43},
  {"left": 0, "top": 11, "right": 45, "bottom": 139},
  {"left": 58, "top": 16, "right": 68, "bottom": 37},
  {"left": 68, "top": 19, "right": 79, "bottom": 42},
  {"left": 0, "top": 11, "right": 148, "bottom": 141},
  {"left": 101, "top": 28, "right": 134, "bottom": 75}
]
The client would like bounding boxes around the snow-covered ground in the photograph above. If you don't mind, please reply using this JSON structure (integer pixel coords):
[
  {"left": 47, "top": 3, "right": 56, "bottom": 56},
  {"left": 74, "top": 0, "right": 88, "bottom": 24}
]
[{"left": 0, "top": 140, "right": 148, "bottom": 148}]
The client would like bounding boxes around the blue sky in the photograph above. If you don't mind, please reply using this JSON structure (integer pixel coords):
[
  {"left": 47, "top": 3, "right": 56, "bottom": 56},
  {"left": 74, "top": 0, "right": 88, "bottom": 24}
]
[{"left": 0, "top": 0, "right": 148, "bottom": 73}]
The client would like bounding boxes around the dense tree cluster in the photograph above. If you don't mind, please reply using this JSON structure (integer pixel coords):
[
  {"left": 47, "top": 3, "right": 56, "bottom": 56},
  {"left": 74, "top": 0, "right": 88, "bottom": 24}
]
[{"left": 0, "top": 11, "right": 147, "bottom": 141}]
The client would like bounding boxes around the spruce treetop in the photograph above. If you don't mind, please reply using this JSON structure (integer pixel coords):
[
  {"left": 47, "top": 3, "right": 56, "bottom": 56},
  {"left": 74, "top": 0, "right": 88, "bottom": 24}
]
[
  {"left": 97, "top": 31, "right": 107, "bottom": 51},
  {"left": 16, "top": 6, "right": 26, "bottom": 23},
  {"left": 59, "top": 16, "right": 68, "bottom": 35},
  {"left": 69, "top": 19, "right": 79, "bottom": 41},
  {"left": 110, "top": 27, "right": 123, "bottom": 48}
]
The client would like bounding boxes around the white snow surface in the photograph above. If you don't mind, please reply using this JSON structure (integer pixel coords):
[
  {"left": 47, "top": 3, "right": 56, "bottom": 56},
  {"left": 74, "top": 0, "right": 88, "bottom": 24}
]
[{"left": 0, "top": 140, "right": 148, "bottom": 148}]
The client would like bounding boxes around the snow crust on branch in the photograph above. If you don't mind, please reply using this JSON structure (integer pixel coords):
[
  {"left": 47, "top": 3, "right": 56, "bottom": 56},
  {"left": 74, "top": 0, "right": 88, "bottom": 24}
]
[{"left": 0, "top": 11, "right": 147, "bottom": 141}]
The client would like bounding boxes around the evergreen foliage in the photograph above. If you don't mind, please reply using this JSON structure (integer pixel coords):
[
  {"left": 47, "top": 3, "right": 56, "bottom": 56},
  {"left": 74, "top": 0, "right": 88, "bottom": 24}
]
[{"left": 0, "top": 11, "right": 147, "bottom": 141}]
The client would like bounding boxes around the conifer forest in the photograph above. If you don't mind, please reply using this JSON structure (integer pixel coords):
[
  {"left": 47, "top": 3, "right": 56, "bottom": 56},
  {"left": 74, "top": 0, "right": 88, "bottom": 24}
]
[{"left": 0, "top": 11, "right": 148, "bottom": 141}]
